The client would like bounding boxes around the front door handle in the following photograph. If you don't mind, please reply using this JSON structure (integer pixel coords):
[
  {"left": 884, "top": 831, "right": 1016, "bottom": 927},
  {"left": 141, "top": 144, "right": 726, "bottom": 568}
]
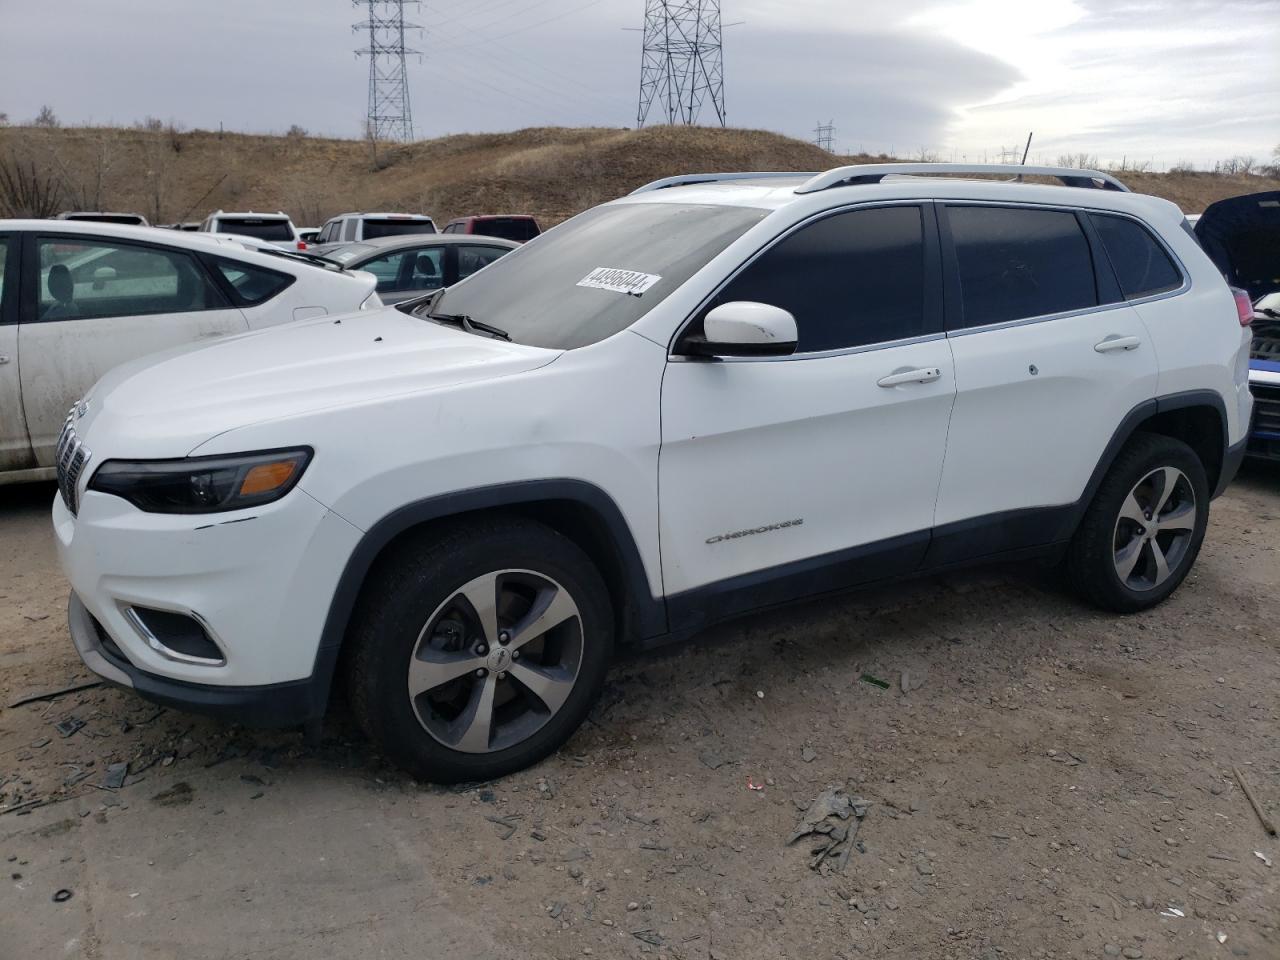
[
  {"left": 877, "top": 367, "right": 942, "bottom": 387},
  {"left": 1094, "top": 335, "right": 1141, "bottom": 353}
]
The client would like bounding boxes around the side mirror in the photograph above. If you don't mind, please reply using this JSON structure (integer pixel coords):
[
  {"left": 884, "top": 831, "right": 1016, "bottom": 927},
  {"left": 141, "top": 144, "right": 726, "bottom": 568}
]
[
  {"left": 682, "top": 301, "right": 798, "bottom": 358},
  {"left": 92, "top": 266, "right": 117, "bottom": 290}
]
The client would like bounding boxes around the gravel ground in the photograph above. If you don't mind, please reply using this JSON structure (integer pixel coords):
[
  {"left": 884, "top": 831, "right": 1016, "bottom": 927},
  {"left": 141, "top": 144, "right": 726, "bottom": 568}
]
[{"left": 2, "top": 468, "right": 1278, "bottom": 960}]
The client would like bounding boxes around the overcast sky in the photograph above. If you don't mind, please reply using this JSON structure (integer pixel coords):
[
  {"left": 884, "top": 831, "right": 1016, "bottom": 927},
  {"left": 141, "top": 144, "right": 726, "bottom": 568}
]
[{"left": 0, "top": 0, "right": 1275, "bottom": 168}]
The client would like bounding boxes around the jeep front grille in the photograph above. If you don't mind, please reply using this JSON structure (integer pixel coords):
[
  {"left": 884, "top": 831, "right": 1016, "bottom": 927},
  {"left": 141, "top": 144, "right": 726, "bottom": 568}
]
[{"left": 55, "top": 413, "right": 91, "bottom": 516}]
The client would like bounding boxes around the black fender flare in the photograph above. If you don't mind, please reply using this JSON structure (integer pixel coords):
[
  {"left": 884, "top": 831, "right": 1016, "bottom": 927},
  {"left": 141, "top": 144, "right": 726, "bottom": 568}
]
[{"left": 302, "top": 479, "right": 665, "bottom": 720}]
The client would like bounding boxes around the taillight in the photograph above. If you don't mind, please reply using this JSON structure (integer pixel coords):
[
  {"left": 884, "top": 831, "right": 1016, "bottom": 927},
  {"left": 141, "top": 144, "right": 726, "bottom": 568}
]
[
  {"left": 1230, "top": 287, "right": 1253, "bottom": 327},
  {"left": 297, "top": 240, "right": 308, "bottom": 251}
]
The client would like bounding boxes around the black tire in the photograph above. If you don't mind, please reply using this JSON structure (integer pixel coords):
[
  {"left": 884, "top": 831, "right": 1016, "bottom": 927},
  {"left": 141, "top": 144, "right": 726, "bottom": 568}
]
[
  {"left": 1067, "top": 431, "right": 1209, "bottom": 613},
  {"left": 347, "top": 517, "right": 613, "bottom": 783}
]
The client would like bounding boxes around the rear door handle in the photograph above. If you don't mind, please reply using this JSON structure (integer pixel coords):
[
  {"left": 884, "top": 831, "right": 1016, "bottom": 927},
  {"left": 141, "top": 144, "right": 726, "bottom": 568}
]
[
  {"left": 1094, "top": 335, "right": 1141, "bottom": 353},
  {"left": 877, "top": 367, "right": 942, "bottom": 387}
]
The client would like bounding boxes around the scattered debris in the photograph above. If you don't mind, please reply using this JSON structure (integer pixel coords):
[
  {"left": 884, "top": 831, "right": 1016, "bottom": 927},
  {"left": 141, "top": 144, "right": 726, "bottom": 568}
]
[
  {"left": 746, "top": 777, "right": 765, "bottom": 792},
  {"left": 1047, "top": 749, "right": 1085, "bottom": 766},
  {"left": 52, "top": 889, "right": 73, "bottom": 903},
  {"left": 530, "top": 830, "right": 547, "bottom": 842},
  {"left": 485, "top": 814, "right": 520, "bottom": 840},
  {"left": 8, "top": 680, "right": 103, "bottom": 708},
  {"left": 631, "top": 929, "right": 664, "bottom": 946},
  {"left": 1233, "top": 765, "right": 1277, "bottom": 836},
  {"left": 638, "top": 840, "right": 668, "bottom": 851},
  {"left": 788, "top": 786, "right": 870, "bottom": 872},
  {"left": 101, "top": 762, "right": 128, "bottom": 790},
  {"left": 150, "top": 782, "right": 194, "bottom": 807},
  {"left": 1254, "top": 850, "right": 1272, "bottom": 868},
  {"left": 22, "top": 613, "right": 49, "bottom": 622},
  {"left": 547, "top": 901, "right": 564, "bottom": 919},
  {"left": 899, "top": 669, "right": 927, "bottom": 693},
  {"left": 54, "top": 716, "right": 86, "bottom": 739},
  {"left": 859, "top": 674, "right": 890, "bottom": 689},
  {"left": 239, "top": 774, "right": 265, "bottom": 787},
  {"left": 1217, "top": 932, "right": 1228, "bottom": 945},
  {"left": 1159, "top": 906, "right": 1185, "bottom": 917},
  {"left": 698, "top": 750, "right": 726, "bottom": 770}
]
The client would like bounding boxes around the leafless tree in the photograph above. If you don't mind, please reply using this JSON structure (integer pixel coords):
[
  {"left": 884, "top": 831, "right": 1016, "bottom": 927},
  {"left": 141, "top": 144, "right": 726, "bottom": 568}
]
[
  {"left": 286, "top": 124, "right": 309, "bottom": 139},
  {"left": 32, "top": 105, "right": 59, "bottom": 128},
  {"left": 1056, "top": 152, "right": 1100, "bottom": 169},
  {"left": 0, "top": 151, "right": 63, "bottom": 217}
]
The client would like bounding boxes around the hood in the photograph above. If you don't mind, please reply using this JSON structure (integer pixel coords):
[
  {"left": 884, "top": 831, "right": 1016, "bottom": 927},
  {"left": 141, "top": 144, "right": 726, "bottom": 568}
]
[
  {"left": 81, "top": 308, "right": 559, "bottom": 457},
  {"left": 1194, "top": 191, "right": 1280, "bottom": 301}
]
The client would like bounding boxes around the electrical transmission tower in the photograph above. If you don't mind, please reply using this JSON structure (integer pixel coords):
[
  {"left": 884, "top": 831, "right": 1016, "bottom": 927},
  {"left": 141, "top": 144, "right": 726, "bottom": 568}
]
[
  {"left": 353, "top": 0, "right": 420, "bottom": 143},
  {"left": 814, "top": 120, "right": 835, "bottom": 153},
  {"left": 636, "top": 1, "right": 726, "bottom": 128}
]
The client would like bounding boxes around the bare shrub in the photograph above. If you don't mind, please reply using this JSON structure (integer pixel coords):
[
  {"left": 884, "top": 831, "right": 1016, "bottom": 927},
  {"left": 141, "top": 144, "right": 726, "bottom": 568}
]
[
  {"left": 286, "top": 124, "right": 308, "bottom": 139},
  {"left": 1169, "top": 159, "right": 1199, "bottom": 175},
  {"left": 0, "top": 151, "right": 63, "bottom": 217}
]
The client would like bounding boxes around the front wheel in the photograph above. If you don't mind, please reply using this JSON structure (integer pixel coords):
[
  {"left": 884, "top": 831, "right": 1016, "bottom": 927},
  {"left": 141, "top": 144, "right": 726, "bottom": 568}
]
[
  {"left": 1067, "top": 432, "right": 1209, "bottom": 613},
  {"left": 347, "top": 518, "right": 614, "bottom": 782}
]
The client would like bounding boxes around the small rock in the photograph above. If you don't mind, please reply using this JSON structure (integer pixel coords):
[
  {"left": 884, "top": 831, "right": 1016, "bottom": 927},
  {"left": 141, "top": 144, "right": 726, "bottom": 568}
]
[
  {"left": 1121, "top": 949, "right": 1142, "bottom": 959},
  {"left": 1115, "top": 848, "right": 1132, "bottom": 860},
  {"left": 916, "top": 863, "right": 934, "bottom": 876},
  {"left": 801, "top": 746, "right": 817, "bottom": 763},
  {"left": 568, "top": 866, "right": 583, "bottom": 879},
  {"left": 479, "top": 789, "right": 496, "bottom": 803},
  {"left": 627, "top": 901, "right": 639, "bottom": 911},
  {"left": 1210, "top": 784, "right": 1224, "bottom": 795},
  {"left": 1103, "top": 946, "right": 1121, "bottom": 957}
]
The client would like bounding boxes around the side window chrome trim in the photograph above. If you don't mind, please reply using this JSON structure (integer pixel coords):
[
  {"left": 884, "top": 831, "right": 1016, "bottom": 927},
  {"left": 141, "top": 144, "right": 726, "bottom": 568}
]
[
  {"left": 667, "top": 198, "right": 935, "bottom": 360},
  {"left": 668, "top": 330, "right": 948, "bottom": 363}
]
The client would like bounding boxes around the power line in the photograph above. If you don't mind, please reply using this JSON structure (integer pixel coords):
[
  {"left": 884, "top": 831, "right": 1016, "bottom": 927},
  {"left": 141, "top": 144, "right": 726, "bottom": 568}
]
[
  {"left": 354, "top": 0, "right": 421, "bottom": 142},
  {"left": 637, "top": 1, "right": 726, "bottom": 127}
]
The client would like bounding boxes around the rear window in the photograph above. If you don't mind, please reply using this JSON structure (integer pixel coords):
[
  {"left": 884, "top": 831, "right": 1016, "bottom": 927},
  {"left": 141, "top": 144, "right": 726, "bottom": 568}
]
[
  {"left": 217, "top": 218, "right": 293, "bottom": 242},
  {"left": 948, "top": 205, "right": 1097, "bottom": 328},
  {"left": 210, "top": 257, "right": 294, "bottom": 305},
  {"left": 360, "top": 218, "right": 436, "bottom": 240},
  {"left": 472, "top": 218, "right": 539, "bottom": 242},
  {"left": 64, "top": 214, "right": 146, "bottom": 225},
  {"left": 1090, "top": 214, "right": 1183, "bottom": 300}
]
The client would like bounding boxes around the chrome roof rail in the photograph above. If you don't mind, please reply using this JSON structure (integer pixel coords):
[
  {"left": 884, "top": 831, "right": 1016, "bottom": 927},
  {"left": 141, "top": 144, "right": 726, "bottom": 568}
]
[
  {"left": 795, "top": 163, "right": 1129, "bottom": 194},
  {"left": 629, "top": 172, "right": 817, "bottom": 195}
]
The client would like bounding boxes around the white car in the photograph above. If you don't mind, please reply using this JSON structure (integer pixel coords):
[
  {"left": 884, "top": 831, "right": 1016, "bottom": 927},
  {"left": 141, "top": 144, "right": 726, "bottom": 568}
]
[
  {"left": 54, "top": 163, "right": 1252, "bottom": 782},
  {"left": 0, "top": 219, "right": 378, "bottom": 483},
  {"left": 312, "top": 212, "right": 436, "bottom": 246},
  {"left": 199, "top": 210, "right": 304, "bottom": 250}
]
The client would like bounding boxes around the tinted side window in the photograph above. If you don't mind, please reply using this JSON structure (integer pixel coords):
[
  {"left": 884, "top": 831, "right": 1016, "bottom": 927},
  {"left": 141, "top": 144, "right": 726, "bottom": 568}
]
[
  {"left": 703, "top": 205, "right": 927, "bottom": 352},
  {"left": 343, "top": 219, "right": 359, "bottom": 241},
  {"left": 1090, "top": 214, "right": 1182, "bottom": 299},
  {"left": 948, "top": 206, "right": 1097, "bottom": 328},
  {"left": 457, "top": 244, "right": 509, "bottom": 280},
  {"left": 36, "top": 238, "right": 227, "bottom": 321},
  {"left": 211, "top": 257, "right": 294, "bottom": 306},
  {"left": 0, "top": 237, "right": 9, "bottom": 312}
]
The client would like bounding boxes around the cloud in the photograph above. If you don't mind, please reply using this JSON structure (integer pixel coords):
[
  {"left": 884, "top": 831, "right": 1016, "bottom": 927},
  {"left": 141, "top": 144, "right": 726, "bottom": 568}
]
[{"left": 0, "top": 0, "right": 1273, "bottom": 166}]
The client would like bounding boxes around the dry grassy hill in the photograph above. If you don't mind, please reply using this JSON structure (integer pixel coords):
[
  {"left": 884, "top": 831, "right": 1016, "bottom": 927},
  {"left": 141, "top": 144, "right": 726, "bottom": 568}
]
[{"left": 2, "top": 124, "right": 1276, "bottom": 227}]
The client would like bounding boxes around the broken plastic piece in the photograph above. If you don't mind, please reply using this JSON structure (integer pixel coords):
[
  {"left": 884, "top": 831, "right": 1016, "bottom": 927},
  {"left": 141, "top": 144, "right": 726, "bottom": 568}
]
[
  {"left": 859, "top": 674, "right": 890, "bottom": 689},
  {"left": 746, "top": 777, "right": 765, "bottom": 791}
]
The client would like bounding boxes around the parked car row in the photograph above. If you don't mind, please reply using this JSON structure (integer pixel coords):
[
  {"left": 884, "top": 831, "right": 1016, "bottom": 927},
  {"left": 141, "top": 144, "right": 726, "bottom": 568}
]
[{"left": 46, "top": 162, "right": 1256, "bottom": 785}]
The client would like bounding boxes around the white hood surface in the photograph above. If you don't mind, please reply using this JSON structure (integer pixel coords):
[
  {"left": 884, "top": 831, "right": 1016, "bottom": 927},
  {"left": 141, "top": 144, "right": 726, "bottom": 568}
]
[{"left": 81, "top": 308, "right": 559, "bottom": 458}]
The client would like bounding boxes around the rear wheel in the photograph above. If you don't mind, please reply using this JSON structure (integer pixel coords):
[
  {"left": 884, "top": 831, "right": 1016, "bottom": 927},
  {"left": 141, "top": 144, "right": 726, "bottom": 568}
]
[
  {"left": 348, "top": 518, "right": 613, "bottom": 782},
  {"left": 1067, "top": 432, "right": 1209, "bottom": 613}
]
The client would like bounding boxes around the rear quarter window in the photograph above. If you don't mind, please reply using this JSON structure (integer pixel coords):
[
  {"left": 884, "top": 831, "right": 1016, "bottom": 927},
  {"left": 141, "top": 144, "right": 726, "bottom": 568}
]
[
  {"left": 210, "top": 257, "right": 294, "bottom": 306},
  {"left": 1089, "top": 214, "right": 1183, "bottom": 300}
]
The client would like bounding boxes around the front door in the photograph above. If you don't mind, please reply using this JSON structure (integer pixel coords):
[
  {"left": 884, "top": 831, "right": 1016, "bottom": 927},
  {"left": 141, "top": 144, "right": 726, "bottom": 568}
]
[
  {"left": 17, "top": 233, "right": 248, "bottom": 464},
  {"left": 659, "top": 204, "right": 956, "bottom": 629}
]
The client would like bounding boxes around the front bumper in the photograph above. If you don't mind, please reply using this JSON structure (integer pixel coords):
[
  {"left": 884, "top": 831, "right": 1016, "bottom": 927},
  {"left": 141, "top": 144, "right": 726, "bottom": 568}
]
[
  {"left": 68, "top": 593, "right": 318, "bottom": 727},
  {"left": 55, "top": 483, "right": 363, "bottom": 726}
]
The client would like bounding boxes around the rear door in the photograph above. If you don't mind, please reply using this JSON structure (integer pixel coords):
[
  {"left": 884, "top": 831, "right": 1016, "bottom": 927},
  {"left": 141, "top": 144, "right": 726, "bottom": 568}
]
[
  {"left": 353, "top": 245, "right": 446, "bottom": 304},
  {"left": 17, "top": 233, "right": 248, "bottom": 465},
  {"left": 0, "top": 233, "right": 31, "bottom": 471},
  {"left": 929, "top": 203, "right": 1158, "bottom": 562}
]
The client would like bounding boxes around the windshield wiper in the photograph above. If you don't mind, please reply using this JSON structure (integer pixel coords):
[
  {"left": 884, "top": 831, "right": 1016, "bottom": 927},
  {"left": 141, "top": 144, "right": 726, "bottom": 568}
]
[{"left": 427, "top": 312, "right": 511, "bottom": 342}]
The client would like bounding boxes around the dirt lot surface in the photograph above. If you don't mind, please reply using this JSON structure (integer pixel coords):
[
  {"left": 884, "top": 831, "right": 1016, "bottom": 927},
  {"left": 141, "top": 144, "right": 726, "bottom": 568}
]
[{"left": 2, "top": 469, "right": 1278, "bottom": 960}]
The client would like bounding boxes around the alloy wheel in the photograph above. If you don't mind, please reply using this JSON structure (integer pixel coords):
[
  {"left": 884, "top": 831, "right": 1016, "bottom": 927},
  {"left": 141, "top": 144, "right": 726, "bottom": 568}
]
[
  {"left": 407, "top": 569, "right": 584, "bottom": 754},
  {"left": 1111, "top": 466, "right": 1197, "bottom": 592}
]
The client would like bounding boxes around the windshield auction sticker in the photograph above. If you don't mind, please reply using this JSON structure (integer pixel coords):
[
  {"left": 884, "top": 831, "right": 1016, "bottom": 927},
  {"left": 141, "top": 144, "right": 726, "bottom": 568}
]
[{"left": 576, "top": 267, "right": 662, "bottom": 297}]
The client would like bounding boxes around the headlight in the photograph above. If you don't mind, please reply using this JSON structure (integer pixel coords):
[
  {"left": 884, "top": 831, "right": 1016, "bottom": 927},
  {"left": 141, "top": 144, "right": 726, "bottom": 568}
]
[{"left": 88, "top": 448, "right": 312, "bottom": 514}]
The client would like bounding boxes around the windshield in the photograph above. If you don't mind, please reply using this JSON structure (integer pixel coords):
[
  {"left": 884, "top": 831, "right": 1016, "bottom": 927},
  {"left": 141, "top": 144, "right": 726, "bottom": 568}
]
[
  {"left": 427, "top": 202, "right": 767, "bottom": 349},
  {"left": 361, "top": 218, "right": 435, "bottom": 239},
  {"left": 218, "top": 218, "right": 294, "bottom": 241}
]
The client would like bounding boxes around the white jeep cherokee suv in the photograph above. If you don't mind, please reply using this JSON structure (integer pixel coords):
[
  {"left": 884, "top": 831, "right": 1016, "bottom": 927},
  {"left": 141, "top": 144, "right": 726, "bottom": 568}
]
[{"left": 54, "top": 164, "right": 1253, "bottom": 782}]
